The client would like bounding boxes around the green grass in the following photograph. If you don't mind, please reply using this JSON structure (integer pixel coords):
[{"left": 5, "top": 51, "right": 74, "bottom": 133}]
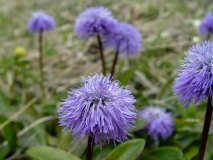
[{"left": 0, "top": 0, "right": 213, "bottom": 160}]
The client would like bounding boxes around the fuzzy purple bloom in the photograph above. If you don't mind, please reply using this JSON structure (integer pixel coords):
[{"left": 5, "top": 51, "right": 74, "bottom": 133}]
[
  {"left": 139, "top": 107, "right": 173, "bottom": 140},
  {"left": 74, "top": 6, "right": 117, "bottom": 39},
  {"left": 104, "top": 22, "right": 142, "bottom": 57},
  {"left": 199, "top": 12, "right": 213, "bottom": 37},
  {"left": 27, "top": 10, "right": 55, "bottom": 33},
  {"left": 58, "top": 73, "right": 136, "bottom": 148},
  {"left": 172, "top": 41, "right": 213, "bottom": 108}
]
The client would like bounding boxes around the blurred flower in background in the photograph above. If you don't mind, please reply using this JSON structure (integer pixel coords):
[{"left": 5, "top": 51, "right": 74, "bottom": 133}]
[
  {"left": 27, "top": 10, "right": 55, "bottom": 33},
  {"left": 13, "top": 46, "right": 27, "bottom": 57},
  {"left": 139, "top": 106, "right": 173, "bottom": 140},
  {"left": 192, "top": 36, "right": 200, "bottom": 43},
  {"left": 74, "top": 6, "right": 117, "bottom": 39},
  {"left": 104, "top": 22, "right": 142, "bottom": 57},
  {"left": 199, "top": 12, "right": 213, "bottom": 37},
  {"left": 172, "top": 41, "right": 213, "bottom": 108},
  {"left": 58, "top": 73, "right": 136, "bottom": 148}
]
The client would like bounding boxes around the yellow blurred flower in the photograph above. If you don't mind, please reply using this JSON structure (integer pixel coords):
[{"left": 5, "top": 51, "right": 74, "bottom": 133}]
[
  {"left": 13, "top": 46, "right": 26, "bottom": 57},
  {"left": 192, "top": 36, "right": 200, "bottom": 43}
]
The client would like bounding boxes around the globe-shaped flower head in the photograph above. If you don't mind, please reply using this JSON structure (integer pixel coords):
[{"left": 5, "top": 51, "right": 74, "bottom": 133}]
[
  {"left": 74, "top": 6, "right": 117, "bottom": 39},
  {"left": 104, "top": 22, "right": 142, "bottom": 57},
  {"left": 172, "top": 41, "right": 213, "bottom": 108},
  {"left": 139, "top": 107, "right": 173, "bottom": 140},
  {"left": 58, "top": 73, "right": 136, "bottom": 147},
  {"left": 199, "top": 12, "right": 213, "bottom": 37},
  {"left": 27, "top": 10, "right": 55, "bottom": 33}
]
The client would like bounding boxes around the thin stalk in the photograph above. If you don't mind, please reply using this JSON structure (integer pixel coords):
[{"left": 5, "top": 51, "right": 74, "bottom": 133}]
[
  {"left": 97, "top": 35, "right": 106, "bottom": 75},
  {"left": 85, "top": 136, "right": 94, "bottom": 160},
  {"left": 110, "top": 50, "right": 119, "bottom": 79},
  {"left": 38, "top": 29, "right": 45, "bottom": 97},
  {"left": 197, "top": 97, "right": 212, "bottom": 160}
]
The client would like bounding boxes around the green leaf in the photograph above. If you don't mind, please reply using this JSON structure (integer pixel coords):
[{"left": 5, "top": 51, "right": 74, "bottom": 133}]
[
  {"left": 183, "top": 146, "right": 198, "bottom": 159},
  {"left": 103, "top": 139, "right": 145, "bottom": 160},
  {"left": 27, "top": 146, "right": 81, "bottom": 160},
  {"left": 92, "top": 144, "right": 114, "bottom": 160},
  {"left": 117, "top": 64, "right": 138, "bottom": 85},
  {"left": 0, "top": 116, "right": 17, "bottom": 152},
  {"left": 138, "top": 154, "right": 159, "bottom": 160},
  {"left": 178, "top": 135, "right": 199, "bottom": 150},
  {"left": 149, "top": 147, "right": 183, "bottom": 160},
  {"left": 0, "top": 145, "right": 10, "bottom": 160},
  {"left": 174, "top": 118, "right": 199, "bottom": 129},
  {"left": 0, "top": 90, "right": 9, "bottom": 112}
]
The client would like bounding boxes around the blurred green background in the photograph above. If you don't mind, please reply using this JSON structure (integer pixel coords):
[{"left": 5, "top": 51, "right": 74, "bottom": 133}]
[{"left": 0, "top": 0, "right": 213, "bottom": 160}]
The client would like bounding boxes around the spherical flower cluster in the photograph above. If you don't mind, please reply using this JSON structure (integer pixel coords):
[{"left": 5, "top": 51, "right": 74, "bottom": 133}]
[
  {"left": 104, "top": 22, "right": 142, "bottom": 57},
  {"left": 199, "top": 12, "right": 213, "bottom": 37},
  {"left": 27, "top": 10, "right": 55, "bottom": 33},
  {"left": 58, "top": 73, "right": 136, "bottom": 147},
  {"left": 74, "top": 6, "right": 117, "bottom": 39},
  {"left": 172, "top": 41, "right": 213, "bottom": 108},
  {"left": 139, "top": 107, "right": 173, "bottom": 140}
]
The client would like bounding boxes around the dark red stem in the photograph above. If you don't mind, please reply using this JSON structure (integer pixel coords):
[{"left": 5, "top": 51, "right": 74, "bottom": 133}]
[
  {"left": 197, "top": 97, "right": 212, "bottom": 160},
  {"left": 85, "top": 136, "right": 94, "bottom": 160}
]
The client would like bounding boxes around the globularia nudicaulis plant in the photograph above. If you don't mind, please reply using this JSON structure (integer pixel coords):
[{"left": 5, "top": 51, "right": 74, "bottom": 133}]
[
  {"left": 27, "top": 10, "right": 55, "bottom": 97},
  {"left": 74, "top": 6, "right": 117, "bottom": 75},
  {"left": 173, "top": 41, "right": 213, "bottom": 160},
  {"left": 58, "top": 5, "right": 144, "bottom": 160},
  {"left": 104, "top": 22, "right": 142, "bottom": 78},
  {"left": 58, "top": 73, "right": 136, "bottom": 160},
  {"left": 139, "top": 106, "right": 173, "bottom": 141}
]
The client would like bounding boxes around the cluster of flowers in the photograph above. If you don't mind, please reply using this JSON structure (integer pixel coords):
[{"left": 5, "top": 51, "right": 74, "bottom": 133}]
[
  {"left": 27, "top": 7, "right": 174, "bottom": 150},
  {"left": 27, "top": 10, "right": 55, "bottom": 33},
  {"left": 60, "top": 6, "right": 174, "bottom": 147},
  {"left": 173, "top": 14, "right": 213, "bottom": 159},
  {"left": 74, "top": 6, "right": 142, "bottom": 57},
  {"left": 58, "top": 73, "right": 136, "bottom": 147},
  {"left": 27, "top": 5, "right": 213, "bottom": 149},
  {"left": 173, "top": 13, "right": 213, "bottom": 108},
  {"left": 139, "top": 107, "right": 173, "bottom": 140},
  {"left": 26, "top": 7, "right": 213, "bottom": 160}
]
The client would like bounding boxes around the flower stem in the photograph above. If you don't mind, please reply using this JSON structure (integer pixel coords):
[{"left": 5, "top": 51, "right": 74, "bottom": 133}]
[
  {"left": 110, "top": 50, "right": 119, "bottom": 79},
  {"left": 197, "top": 97, "right": 212, "bottom": 160},
  {"left": 85, "top": 136, "right": 94, "bottom": 160},
  {"left": 97, "top": 35, "right": 106, "bottom": 75},
  {"left": 38, "top": 29, "right": 45, "bottom": 97}
]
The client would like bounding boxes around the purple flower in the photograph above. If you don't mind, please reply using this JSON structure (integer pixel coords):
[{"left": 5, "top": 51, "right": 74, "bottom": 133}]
[
  {"left": 104, "top": 22, "right": 142, "bottom": 57},
  {"left": 139, "top": 107, "right": 173, "bottom": 140},
  {"left": 58, "top": 73, "right": 136, "bottom": 148},
  {"left": 74, "top": 6, "right": 117, "bottom": 39},
  {"left": 172, "top": 41, "right": 213, "bottom": 108},
  {"left": 199, "top": 12, "right": 213, "bottom": 37},
  {"left": 27, "top": 10, "right": 55, "bottom": 33}
]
